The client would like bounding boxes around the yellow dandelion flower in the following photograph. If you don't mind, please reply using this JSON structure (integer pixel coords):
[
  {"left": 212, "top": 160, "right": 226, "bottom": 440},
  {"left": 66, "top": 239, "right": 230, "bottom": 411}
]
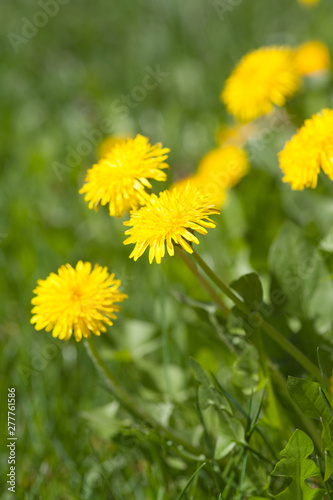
[
  {"left": 97, "top": 135, "right": 128, "bottom": 159},
  {"left": 216, "top": 122, "right": 258, "bottom": 147},
  {"left": 279, "top": 109, "right": 333, "bottom": 190},
  {"left": 170, "top": 174, "right": 203, "bottom": 192},
  {"left": 123, "top": 185, "right": 219, "bottom": 264},
  {"left": 221, "top": 47, "right": 301, "bottom": 122},
  {"left": 294, "top": 41, "right": 330, "bottom": 76},
  {"left": 79, "top": 134, "right": 169, "bottom": 218},
  {"left": 31, "top": 261, "right": 127, "bottom": 341},
  {"left": 196, "top": 146, "right": 249, "bottom": 207},
  {"left": 96, "top": 135, "right": 132, "bottom": 214},
  {"left": 297, "top": 0, "right": 320, "bottom": 6}
]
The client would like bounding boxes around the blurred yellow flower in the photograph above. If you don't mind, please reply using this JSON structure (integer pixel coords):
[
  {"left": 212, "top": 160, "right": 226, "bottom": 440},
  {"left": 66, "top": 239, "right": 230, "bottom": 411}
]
[
  {"left": 297, "top": 0, "right": 320, "bottom": 5},
  {"left": 221, "top": 47, "right": 300, "bottom": 122},
  {"left": 171, "top": 146, "right": 248, "bottom": 209},
  {"left": 171, "top": 174, "right": 202, "bottom": 192},
  {"left": 97, "top": 135, "right": 128, "bottom": 159},
  {"left": 123, "top": 184, "right": 219, "bottom": 263},
  {"left": 31, "top": 261, "right": 127, "bottom": 342},
  {"left": 216, "top": 122, "right": 258, "bottom": 147},
  {"left": 294, "top": 41, "right": 330, "bottom": 76},
  {"left": 279, "top": 109, "right": 333, "bottom": 190},
  {"left": 79, "top": 134, "right": 169, "bottom": 218},
  {"left": 197, "top": 146, "right": 249, "bottom": 206}
]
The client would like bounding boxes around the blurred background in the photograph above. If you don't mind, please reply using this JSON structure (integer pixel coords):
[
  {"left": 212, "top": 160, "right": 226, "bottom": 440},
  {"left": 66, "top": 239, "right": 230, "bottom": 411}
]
[{"left": 1, "top": 0, "right": 333, "bottom": 498}]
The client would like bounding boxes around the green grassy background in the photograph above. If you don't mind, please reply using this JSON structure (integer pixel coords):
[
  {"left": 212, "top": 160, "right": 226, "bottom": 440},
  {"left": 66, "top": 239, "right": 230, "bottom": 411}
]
[{"left": 1, "top": 0, "right": 333, "bottom": 498}]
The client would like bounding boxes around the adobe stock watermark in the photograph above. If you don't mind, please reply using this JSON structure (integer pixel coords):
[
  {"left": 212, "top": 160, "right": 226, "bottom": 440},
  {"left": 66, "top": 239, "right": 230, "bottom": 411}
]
[
  {"left": 212, "top": 0, "right": 243, "bottom": 21},
  {"left": 52, "top": 65, "right": 169, "bottom": 182},
  {"left": 7, "top": 0, "right": 71, "bottom": 54},
  {"left": 198, "top": 109, "right": 292, "bottom": 202},
  {"left": 18, "top": 340, "right": 62, "bottom": 386}
]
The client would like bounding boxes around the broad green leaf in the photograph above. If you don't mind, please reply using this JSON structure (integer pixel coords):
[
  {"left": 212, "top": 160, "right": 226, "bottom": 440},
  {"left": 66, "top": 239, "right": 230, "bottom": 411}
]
[
  {"left": 214, "top": 412, "right": 245, "bottom": 459},
  {"left": 272, "top": 429, "right": 324, "bottom": 499},
  {"left": 230, "top": 272, "right": 263, "bottom": 311},
  {"left": 80, "top": 402, "right": 120, "bottom": 439},
  {"left": 191, "top": 358, "right": 232, "bottom": 413},
  {"left": 287, "top": 377, "right": 332, "bottom": 423},
  {"left": 269, "top": 222, "right": 333, "bottom": 324},
  {"left": 232, "top": 343, "right": 259, "bottom": 393},
  {"left": 190, "top": 357, "right": 212, "bottom": 386},
  {"left": 321, "top": 418, "right": 333, "bottom": 481},
  {"left": 198, "top": 385, "right": 231, "bottom": 413},
  {"left": 319, "top": 225, "right": 333, "bottom": 253}
]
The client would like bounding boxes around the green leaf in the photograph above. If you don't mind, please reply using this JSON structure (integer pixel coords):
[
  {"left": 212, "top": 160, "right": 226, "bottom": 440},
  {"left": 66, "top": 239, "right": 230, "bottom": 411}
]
[
  {"left": 190, "top": 357, "right": 212, "bottom": 386},
  {"left": 80, "top": 402, "right": 121, "bottom": 439},
  {"left": 214, "top": 412, "right": 245, "bottom": 459},
  {"left": 321, "top": 418, "right": 333, "bottom": 481},
  {"left": 198, "top": 385, "right": 230, "bottom": 412},
  {"left": 230, "top": 272, "right": 263, "bottom": 311},
  {"left": 190, "top": 358, "right": 232, "bottom": 413},
  {"left": 272, "top": 429, "right": 324, "bottom": 499},
  {"left": 269, "top": 222, "right": 333, "bottom": 325},
  {"left": 287, "top": 377, "right": 332, "bottom": 423}
]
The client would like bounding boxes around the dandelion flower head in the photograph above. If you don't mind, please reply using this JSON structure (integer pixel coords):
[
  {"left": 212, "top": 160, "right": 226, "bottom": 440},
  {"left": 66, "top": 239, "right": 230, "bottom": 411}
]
[
  {"left": 97, "top": 135, "right": 128, "bottom": 159},
  {"left": 297, "top": 0, "right": 320, "bottom": 6},
  {"left": 294, "top": 41, "right": 330, "bottom": 76},
  {"left": 79, "top": 134, "right": 169, "bottom": 218},
  {"left": 123, "top": 184, "right": 219, "bottom": 264},
  {"left": 216, "top": 122, "right": 258, "bottom": 147},
  {"left": 31, "top": 261, "right": 127, "bottom": 341},
  {"left": 221, "top": 47, "right": 301, "bottom": 122},
  {"left": 197, "top": 146, "right": 249, "bottom": 202},
  {"left": 279, "top": 109, "right": 333, "bottom": 190}
]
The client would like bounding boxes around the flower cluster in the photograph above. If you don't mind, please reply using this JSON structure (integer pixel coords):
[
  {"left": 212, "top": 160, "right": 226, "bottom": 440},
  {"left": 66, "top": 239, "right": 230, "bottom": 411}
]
[
  {"left": 32, "top": 132, "right": 224, "bottom": 339},
  {"left": 32, "top": 35, "right": 333, "bottom": 342}
]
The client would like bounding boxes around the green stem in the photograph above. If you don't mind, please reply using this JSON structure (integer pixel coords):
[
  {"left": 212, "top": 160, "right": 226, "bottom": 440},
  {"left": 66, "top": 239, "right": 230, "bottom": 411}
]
[
  {"left": 84, "top": 336, "right": 207, "bottom": 457},
  {"left": 186, "top": 248, "right": 321, "bottom": 381},
  {"left": 175, "top": 247, "right": 229, "bottom": 317}
]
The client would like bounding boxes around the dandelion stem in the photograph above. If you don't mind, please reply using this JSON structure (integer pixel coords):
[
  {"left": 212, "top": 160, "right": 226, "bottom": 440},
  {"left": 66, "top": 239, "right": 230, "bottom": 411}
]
[
  {"left": 175, "top": 247, "right": 229, "bottom": 317},
  {"left": 84, "top": 336, "right": 208, "bottom": 457},
  {"left": 184, "top": 248, "right": 321, "bottom": 381}
]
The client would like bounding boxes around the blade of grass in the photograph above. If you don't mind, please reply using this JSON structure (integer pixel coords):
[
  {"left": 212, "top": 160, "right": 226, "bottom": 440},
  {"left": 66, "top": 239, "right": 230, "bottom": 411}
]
[
  {"left": 319, "top": 387, "right": 333, "bottom": 419},
  {"left": 246, "top": 381, "right": 268, "bottom": 440},
  {"left": 237, "top": 452, "right": 248, "bottom": 500},
  {"left": 176, "top": 462, "right": 206, "bottom": 500},
  {"left": 317, "top": 347, "right": 328, "bottom": 390}
]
